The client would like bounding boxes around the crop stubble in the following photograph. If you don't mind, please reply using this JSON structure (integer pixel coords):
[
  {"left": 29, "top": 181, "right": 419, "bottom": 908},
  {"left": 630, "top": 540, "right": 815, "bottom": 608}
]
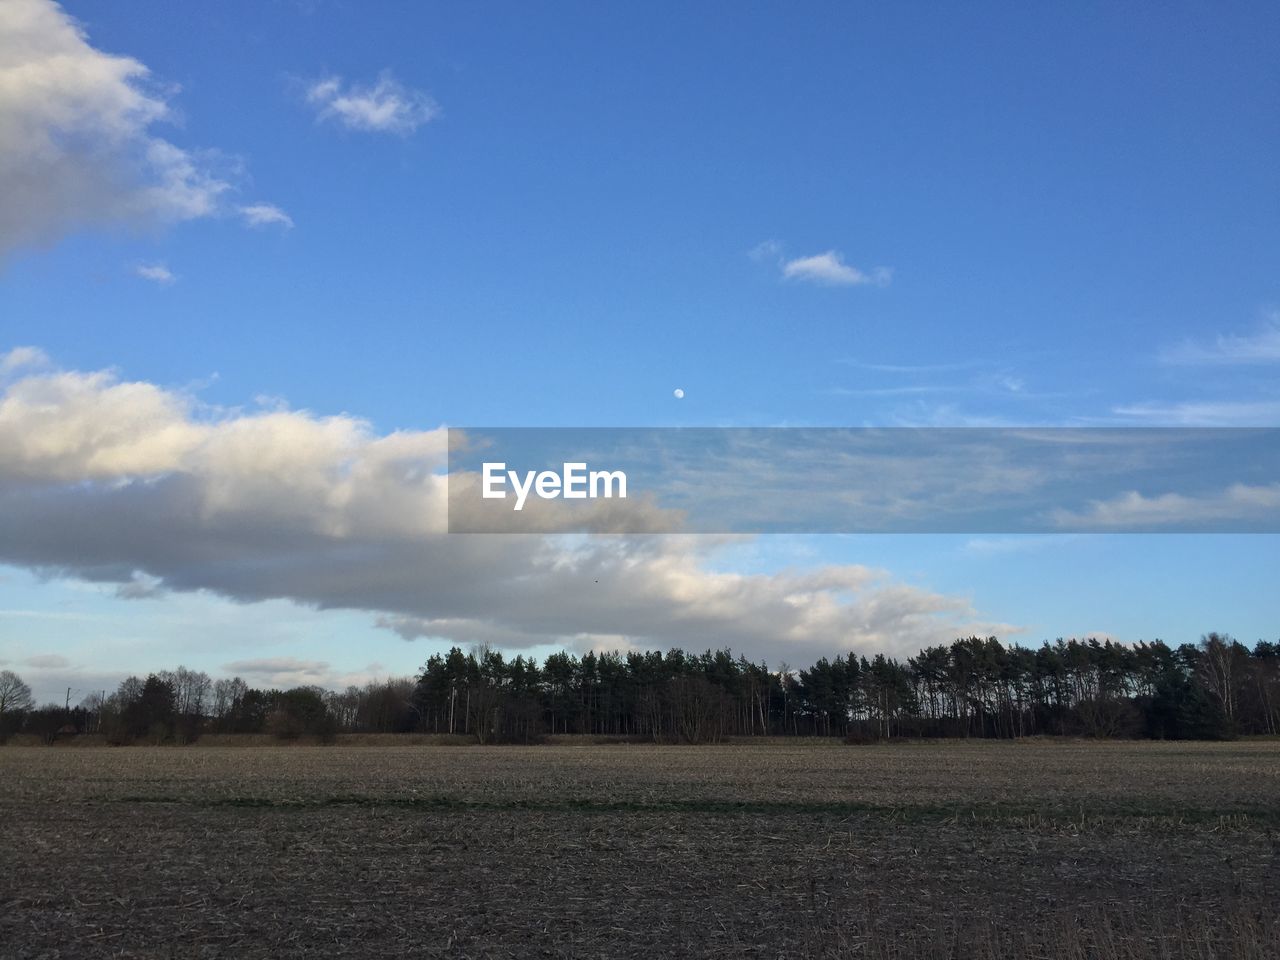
[{"left": 2, "top": 740, "right": 1279, "bottom": 958}]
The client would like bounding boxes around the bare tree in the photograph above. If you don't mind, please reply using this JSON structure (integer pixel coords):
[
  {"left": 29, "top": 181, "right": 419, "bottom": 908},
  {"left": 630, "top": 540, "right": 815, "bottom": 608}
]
[
  {"left": 159, "top": 667, "right": 212, "bottom": 717},
  {"left": 1198, "top": 633, "right": 1245, "bottom": 726},
  {"left": 78, "top": 691, "right": 106, "bottom": 734},
  {"left": 211, "top": 676, "right": 247, "bottom": 721},
  {"left": 324, "top": 686, "right": 360, "bottom": 730},
  {"left": 115, "top": 676, "right": 144, "bottom": 704},
  {"left": 0, "top": 670, "right": 34, "bottom": 714}
]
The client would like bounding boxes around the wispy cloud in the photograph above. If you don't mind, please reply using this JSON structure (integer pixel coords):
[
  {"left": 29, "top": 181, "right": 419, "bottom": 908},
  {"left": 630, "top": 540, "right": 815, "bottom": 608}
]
[
  {"left": 824, "top": 360, "right": 1045, "bottom": 418},
  {"left": 0, "top": 346, "right": 50, "bottom": 377},
  {"left": 1112, "top": 400, "right": 1280, "bottom": 426},
  {"left": 1158, "top": 315, "right": 1280, "bottom": 365},
  {"left": 882, "top": 404, "right": 1025, "bottom": 427},
  {"left": 238, "top": 203, "right": 294, "bottom": 229},
  {"left": 839, "top": 359, "right": 982, "bottom": 375},
  {"left": 0, "top": 609, "right": 99, "bottom": 622},
  {"left": 135, "top": 263, "right": 176, "bottom": 285},
  {"left": 306, "top": 72, "right": 439, "bottom": 135},
  {"left": 24, "top": 654, "right": 71, "bottom": 669},
  {"left": 962, "top": 535, "right": 1080, "bottom": 557},
  {"left": 782, "top": 250, "right": 891, "bottom": 287},
  {"left": 223, "top": 657, "right": 390, "bottom": 691},
  {"left": 749, "top": 241, "right": 890, "bottom": 288},
  {"left": 748, "top": 239, "right": 783, "bottom": 262},
  {"left": 223, "top": 657, "right": 331, "bottom": 684},
  {"left": 824, "top": 385, "right": 949, "bottom": 398},
  {"left": 1052, "top": 483, "right": 1280, "bottom": 530}
]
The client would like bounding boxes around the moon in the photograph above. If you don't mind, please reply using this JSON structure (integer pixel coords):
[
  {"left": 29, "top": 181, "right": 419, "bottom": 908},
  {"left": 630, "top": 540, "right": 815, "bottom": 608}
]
[{"left": 673, "top": 388, "right": 684, "bottom": 399}]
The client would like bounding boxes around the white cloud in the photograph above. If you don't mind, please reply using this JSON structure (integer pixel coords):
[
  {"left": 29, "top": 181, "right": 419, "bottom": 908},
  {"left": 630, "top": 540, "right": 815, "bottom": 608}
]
[
  {"left": 239, "top": 203, "right": 294, "bottom": 230},
  {"left": 1159, "top": 315, "right": 1280, "bottom": 365},
  {"left": 839, "top": 359, "right": 982, "bottom": 374},
  {"left": 1051, "top": 483, "right": 1280, "bottom": 530},
  {"left": 135, "top": 263, "right": 175, "bottom": 285},
  {"left": 1, "top": 347, "right": 50, "bottom": 377},
  {"left": 781, "top": 251, "right": 891, "bottom": 287},
  {"left": 882, "top": 403, "right": 1019, "bottom": 428},
  {"left": 222, "top": 657, "right": 390, "bottom": 691},
  {"left": 748, "top": 239, "right": 783, "bottom": 262},
  {"left": 825, "top": 384, "right": 947, "bottom": 398},
  {"left": 306, "top": 72, "right": 439, "bottom": 135},
  {"left": 0, "top": 356, "right": 1014, "bottom": 664},
  {"left": 0, "top": 0, "right": 279, "bottom": 257},
  {"left": 1111, "top": 400, "right": 1280, "bottom": 427},
  {"left": 223, "top": 657, "right": 330, "bottom": 686},
  {"left": 0, "top": 368, "right": 206, "bottom": 480}
]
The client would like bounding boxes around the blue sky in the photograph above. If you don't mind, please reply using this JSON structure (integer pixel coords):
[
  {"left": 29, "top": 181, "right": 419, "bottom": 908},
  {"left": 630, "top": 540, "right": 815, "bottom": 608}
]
[{"left": 1, "top": 1, "right": 1277, "bottom": 703}]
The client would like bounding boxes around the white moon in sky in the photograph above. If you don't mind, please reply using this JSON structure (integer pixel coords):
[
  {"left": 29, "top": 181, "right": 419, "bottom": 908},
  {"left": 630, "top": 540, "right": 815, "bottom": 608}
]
[{"left": 673, "top": 388, "right": 685, "bottom": 399}]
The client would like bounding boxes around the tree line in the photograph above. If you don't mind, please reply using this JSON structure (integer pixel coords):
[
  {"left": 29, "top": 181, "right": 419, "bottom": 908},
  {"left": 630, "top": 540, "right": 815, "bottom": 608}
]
[{"left": 2, "top": 633, "right": 1277, "bottom": 745}]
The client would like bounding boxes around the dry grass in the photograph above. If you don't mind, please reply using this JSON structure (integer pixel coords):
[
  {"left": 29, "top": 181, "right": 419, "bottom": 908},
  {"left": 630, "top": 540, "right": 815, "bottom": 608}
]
[{"left": 2, "top": 740, "right": 1278, "bottom": 958}]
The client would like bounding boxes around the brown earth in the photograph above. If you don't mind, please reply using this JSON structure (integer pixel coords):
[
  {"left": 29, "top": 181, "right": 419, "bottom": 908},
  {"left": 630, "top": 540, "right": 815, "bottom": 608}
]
[{"left": 3, "top": 740, "right": 1279, "bottom": 958}]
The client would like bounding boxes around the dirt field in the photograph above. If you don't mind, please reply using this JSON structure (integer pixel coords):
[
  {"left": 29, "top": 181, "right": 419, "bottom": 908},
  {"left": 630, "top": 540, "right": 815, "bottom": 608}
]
[{"left": 3, "top": 740, "right": 1279, "bottom": 958}]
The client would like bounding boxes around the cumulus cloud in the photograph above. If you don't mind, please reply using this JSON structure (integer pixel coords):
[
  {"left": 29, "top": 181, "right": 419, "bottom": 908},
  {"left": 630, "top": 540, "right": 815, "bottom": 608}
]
[
  {"left": 135, "top": 263, "right": 175, "bottom": 285},
  {"left": 782, "top": 251, "right": 891, "bottom": 287},
  {"left": 1159, "top": 315, "right": 1280, "bottom": 365},
  {"left": 306, "top": 72, "right": 439, "bottom": 135},
  {"left": 0, "top": 356, "right": 1013, "bottom": 663},
  {"left": 239, "top": 203, "right": 294, "bottom": 230},
  {"left": 0, "top": 0, "right": 284, "bottom": 257},
  {"left": 750, "top": 242, "right": 891, "bottom": 289}
]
